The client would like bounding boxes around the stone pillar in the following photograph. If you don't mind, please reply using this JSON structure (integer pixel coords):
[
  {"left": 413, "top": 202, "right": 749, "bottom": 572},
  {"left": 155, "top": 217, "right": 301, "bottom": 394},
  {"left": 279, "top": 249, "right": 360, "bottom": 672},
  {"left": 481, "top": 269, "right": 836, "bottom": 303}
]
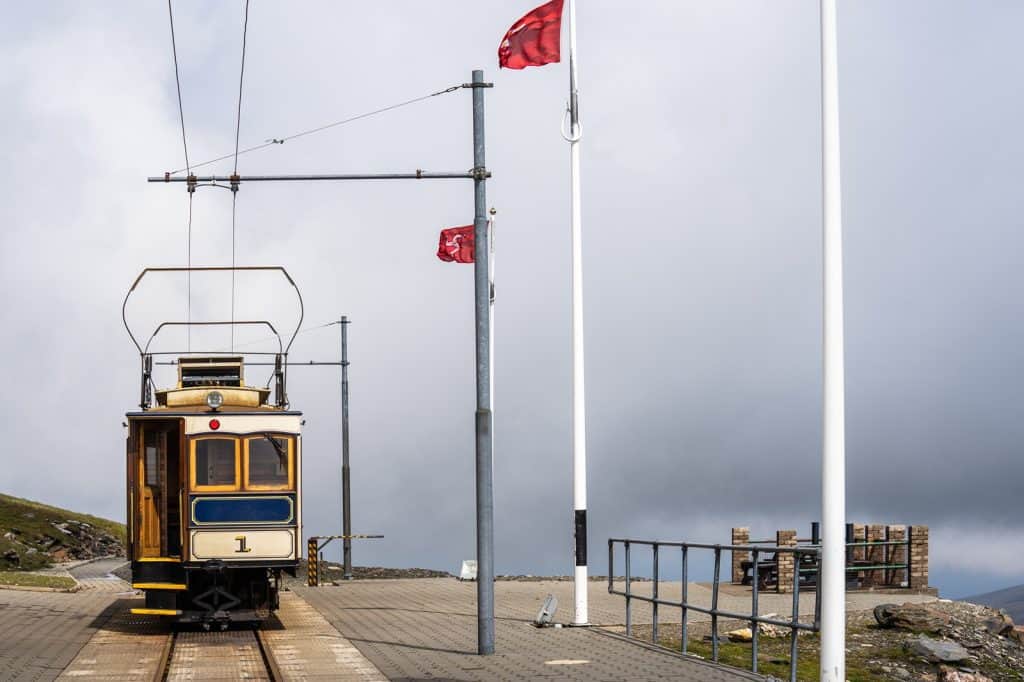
[
  {"left": 776, "top": 529, "right": 797, "bottom": 593},
  {"left": 731, "top": 527, "right": 750, "bottom": 584},
  {"left": 909, "top": 525, "right": 929, "bottom": 589},
  {"left": 865, "top": 524, "right": 885, "bottom": 587},
  {"left": 887, "top": 525, "right": 907, "bottom": 587}
]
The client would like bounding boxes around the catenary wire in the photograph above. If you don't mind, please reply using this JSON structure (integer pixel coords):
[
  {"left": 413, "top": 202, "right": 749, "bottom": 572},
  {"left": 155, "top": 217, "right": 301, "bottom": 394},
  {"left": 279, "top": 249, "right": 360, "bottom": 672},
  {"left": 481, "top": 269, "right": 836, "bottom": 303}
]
[
  {"left": 215, "top": 320, "right": 339, "bottom": 353},
  {"left": 166, "top": 85, "right": 461, "bottom": 175},
  {"left": 230, "top": 0, "right": 250, "bottom": 352},
  {"left": 167, "top": 0, "right": 190, "bottom": 173},
  {"left": 168, "top": 0, "right": 193, "bottom": 349},
  {"left": 186, "top": 192, "right": 193, "bottom": 351},
  {"left": 233, "top": 0, "right": 250, "bottom": 174}
]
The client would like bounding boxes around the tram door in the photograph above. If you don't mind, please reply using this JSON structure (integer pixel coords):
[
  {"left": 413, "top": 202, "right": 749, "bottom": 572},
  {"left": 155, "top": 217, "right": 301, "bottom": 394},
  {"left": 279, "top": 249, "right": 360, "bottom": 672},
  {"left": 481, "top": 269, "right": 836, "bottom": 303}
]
[{"left": 137, "top": 421, "right": 182, "bottom": 558}]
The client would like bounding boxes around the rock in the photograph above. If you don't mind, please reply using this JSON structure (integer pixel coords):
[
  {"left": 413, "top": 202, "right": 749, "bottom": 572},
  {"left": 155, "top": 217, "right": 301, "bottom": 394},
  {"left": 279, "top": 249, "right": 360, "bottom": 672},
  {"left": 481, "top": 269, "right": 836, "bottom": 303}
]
[
  {"left": 981, "top": 612, "right": 1014, "bottom": 636},
  {"left": 874, "top": 603, "right": 951, "bottom": 633},
  {"left": 937, "top": 665, "right": 992, "bottom": 682},
  {"left": 892, "top": 667, "right": 912, "bottom": 680},
  {"left": 726, "top": 627, "right": 752, "bottom": 642},
  {"left": 905, "top": 635, "right": 971, "bottom": 663}
]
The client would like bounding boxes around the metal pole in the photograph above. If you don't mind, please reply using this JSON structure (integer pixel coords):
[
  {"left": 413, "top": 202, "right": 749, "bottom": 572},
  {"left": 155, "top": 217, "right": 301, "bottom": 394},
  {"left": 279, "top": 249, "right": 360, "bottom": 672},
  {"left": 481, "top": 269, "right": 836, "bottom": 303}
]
[
  {"left": 471, "top": 69, "right": 495, "bottom": 656},
  {"left": 340, "top": 316, "right": 352, "bottom": 580},
  {"left": 567, "top": 0, "right": 589, "bottom": 627},
  {"left": 819, "top": 1, "right": 846, "bottom": 680}
]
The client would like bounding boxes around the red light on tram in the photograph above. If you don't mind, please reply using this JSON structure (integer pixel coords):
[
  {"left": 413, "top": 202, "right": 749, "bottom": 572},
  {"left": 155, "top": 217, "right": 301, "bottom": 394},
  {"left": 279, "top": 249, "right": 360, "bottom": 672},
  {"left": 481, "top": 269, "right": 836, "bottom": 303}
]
[{"left": 209, "top": 419, "right": 221, "bottom": 430}]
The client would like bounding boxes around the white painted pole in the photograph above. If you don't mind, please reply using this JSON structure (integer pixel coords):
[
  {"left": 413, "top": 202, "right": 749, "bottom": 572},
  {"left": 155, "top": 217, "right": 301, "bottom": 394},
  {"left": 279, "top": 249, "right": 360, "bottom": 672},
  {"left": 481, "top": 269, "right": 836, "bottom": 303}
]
[
  {"left": 566, "top": 0, "right": 589, "bottom": 627},
  {"left": 819, "top": 1, "right": 846, "bottom": 680}
]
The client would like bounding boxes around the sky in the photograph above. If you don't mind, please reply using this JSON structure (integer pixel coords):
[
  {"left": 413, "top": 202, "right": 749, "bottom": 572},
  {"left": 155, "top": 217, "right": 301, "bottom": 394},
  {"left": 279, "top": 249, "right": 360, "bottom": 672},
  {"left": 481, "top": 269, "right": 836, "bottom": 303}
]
[{"left": 1, "top": 1, "right": 1021, "bottom": 600}]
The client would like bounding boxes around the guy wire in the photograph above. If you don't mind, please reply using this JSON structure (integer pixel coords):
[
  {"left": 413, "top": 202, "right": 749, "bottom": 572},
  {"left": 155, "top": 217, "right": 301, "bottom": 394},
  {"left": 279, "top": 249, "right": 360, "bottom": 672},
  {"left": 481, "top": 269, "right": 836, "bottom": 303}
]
[{"left": 167, "top": 85, "right": 462, "bottom": 175}]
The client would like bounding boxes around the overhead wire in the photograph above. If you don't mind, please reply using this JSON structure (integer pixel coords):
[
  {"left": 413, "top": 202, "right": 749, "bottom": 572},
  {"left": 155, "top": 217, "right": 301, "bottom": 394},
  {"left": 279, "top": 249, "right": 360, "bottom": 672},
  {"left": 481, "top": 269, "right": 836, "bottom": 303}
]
[
  {"left": 168, "top": 0, "right": 193, "bottom": 350},
  {"left": 166, "top": 84, "right": 462, "bottom": 175},
  {"left": 230, "top": 0, "right": 251, "bottom": 352},
  {"left": 215, "top": 320, "right": 339, "bottom": 353}
]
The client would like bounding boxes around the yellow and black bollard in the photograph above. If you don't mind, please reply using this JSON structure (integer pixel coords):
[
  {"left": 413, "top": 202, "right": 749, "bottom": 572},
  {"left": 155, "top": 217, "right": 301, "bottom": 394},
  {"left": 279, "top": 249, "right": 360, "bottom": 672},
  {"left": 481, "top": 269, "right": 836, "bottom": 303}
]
[{"left": 307, "top": 538, "right": 318, "bottom": 586}]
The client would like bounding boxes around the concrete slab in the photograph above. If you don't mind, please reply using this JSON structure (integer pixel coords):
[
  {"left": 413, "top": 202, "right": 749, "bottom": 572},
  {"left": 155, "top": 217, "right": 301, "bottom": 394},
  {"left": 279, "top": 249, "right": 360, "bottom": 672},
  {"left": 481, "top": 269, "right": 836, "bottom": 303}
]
[
  {"left": 292, "top": 580, "right": 767, "bottom": 681},
  {"left": 262, "top": 592, "right": 386, "bottom": 681}
]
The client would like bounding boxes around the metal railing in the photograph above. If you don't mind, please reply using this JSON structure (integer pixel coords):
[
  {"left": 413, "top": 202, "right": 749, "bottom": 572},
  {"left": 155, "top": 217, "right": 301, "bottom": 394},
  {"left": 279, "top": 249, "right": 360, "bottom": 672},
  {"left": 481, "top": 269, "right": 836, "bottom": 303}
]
[{"left": 608, "top": 539, "right": 820, "bottom": 681}]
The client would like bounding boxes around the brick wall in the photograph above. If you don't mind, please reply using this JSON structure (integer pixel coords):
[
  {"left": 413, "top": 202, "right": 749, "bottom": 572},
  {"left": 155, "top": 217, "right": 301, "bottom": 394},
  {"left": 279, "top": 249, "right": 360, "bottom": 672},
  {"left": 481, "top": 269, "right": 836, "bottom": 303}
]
[
  {"left": 909, "top": 525, "right": 929, "bottom": 589},
  {"left": 731, "top": 527, "right": 750, "bottom": 584},
  {"left": 888, "top": 525, "right": 907, "bottom": 586},
  {"left": 776, "top": 530, "right": 797, "bottom": 593},
  {"left": 865, "top": 524, "right": 885, "bottom": 586}
]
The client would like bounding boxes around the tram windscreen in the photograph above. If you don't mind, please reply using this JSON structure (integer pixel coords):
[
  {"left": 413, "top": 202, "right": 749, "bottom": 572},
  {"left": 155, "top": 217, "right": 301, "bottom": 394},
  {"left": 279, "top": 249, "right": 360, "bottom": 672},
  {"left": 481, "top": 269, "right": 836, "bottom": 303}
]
[
  {"left": 195, "top": 438, "right": 236, "bottom": 487},
  {"left": 248, "top": 437, "right": 290, "bottom": 487}
]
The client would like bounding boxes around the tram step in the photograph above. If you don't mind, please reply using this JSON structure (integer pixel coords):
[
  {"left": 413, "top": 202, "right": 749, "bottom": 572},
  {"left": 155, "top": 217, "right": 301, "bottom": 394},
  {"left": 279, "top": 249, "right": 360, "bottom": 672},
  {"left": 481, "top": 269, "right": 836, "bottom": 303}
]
[
  {"left": 144, "top": 588, "right": 181, "bottom": 611},
  {"left": 130, "top": 607, "right": 182, "bottom": 616},
  {"left": 134, "top": 558, "right": 185, "bottom": 584}
]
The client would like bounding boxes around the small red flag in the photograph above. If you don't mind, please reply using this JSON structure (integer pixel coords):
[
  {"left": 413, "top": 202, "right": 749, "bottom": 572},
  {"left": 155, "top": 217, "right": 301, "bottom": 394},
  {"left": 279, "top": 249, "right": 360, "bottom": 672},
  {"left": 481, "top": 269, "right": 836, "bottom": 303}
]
[
  {"left": 498, "top": 0, "right": 564, "bottom": 70},
  {"left": 437, "top": 225, "right": 475, "bottom": 263}
]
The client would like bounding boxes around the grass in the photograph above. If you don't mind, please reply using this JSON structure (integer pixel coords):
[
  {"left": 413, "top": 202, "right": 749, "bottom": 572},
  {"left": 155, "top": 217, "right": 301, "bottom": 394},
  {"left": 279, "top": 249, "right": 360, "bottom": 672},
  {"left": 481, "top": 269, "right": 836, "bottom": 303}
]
[
  {"left": 0, "top": 571, "right": 77, "bottom": 590},
  {"left": 637, "top": 623, "right": 920, "bottom": 681},
  {"left": 0, "top": 492, "right": 125, "bottom": 571}
]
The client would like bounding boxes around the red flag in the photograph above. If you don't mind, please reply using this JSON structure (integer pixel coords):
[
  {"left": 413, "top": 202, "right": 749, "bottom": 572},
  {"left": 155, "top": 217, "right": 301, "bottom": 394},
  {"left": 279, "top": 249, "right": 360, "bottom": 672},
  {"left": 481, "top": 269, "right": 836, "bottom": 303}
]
[
  {"left": 498, "top": 0, "right": 564, "bottom": 70},
  {"left": 437, "top": 225, "right": 475, "bottom": 263}
]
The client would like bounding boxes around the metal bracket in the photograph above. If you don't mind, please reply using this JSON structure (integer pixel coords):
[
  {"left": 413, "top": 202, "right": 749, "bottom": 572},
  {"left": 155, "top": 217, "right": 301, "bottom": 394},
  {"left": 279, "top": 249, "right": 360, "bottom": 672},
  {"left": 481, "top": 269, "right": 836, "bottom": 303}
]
[
  {"left": 471, "top": 166, "right": 489, "bottom": 181},
  {"left": 229, "top": 173, "right": 240, "bottom": 193},
  {"left": 462, "top": 81, "right": 494, "bottom": 89}
]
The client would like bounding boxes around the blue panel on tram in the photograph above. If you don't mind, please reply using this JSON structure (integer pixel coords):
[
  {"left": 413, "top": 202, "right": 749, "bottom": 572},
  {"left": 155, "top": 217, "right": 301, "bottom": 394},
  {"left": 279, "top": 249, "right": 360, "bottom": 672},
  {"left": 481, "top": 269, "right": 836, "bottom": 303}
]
[{"left": 192, "top": 496, "right": 293, "bottom": 525}]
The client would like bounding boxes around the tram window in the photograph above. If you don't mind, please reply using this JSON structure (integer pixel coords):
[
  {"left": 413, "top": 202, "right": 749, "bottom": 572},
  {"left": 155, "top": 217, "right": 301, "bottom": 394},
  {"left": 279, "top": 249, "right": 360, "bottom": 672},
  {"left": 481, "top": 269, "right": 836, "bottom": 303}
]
[
  {"left": 194, "top": 438, "right": 237, "bottom": 487},
  {"left": 247, "top": 437, "right": 291, "bottom": 488},
  {"left": 144, "top": 433, "right": 159, "bottom": 487}
]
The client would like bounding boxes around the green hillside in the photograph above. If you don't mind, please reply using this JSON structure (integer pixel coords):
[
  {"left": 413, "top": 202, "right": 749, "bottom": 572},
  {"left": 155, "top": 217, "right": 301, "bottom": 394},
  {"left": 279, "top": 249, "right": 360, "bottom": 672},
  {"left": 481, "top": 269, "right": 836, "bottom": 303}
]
[{"left": 0, "top": 493, "right": 125, "bottom": 571}]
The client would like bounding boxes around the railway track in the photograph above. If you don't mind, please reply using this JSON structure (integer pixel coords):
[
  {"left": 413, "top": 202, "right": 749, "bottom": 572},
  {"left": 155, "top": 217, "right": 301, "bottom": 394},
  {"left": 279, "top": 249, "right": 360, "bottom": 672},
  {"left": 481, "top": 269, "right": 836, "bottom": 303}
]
[
  {"left": 157, "top": 626, "right": 283, "bottom": 681},
  {"left": 59, "top": 591, "right": 385, "bottom": 681}
]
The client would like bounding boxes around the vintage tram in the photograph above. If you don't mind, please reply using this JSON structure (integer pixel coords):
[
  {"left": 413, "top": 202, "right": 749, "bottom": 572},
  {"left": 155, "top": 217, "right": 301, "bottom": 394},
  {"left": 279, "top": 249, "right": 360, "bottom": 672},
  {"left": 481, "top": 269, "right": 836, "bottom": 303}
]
[{"left": 122, "top": 266, "right": 303, "bottom": 626}]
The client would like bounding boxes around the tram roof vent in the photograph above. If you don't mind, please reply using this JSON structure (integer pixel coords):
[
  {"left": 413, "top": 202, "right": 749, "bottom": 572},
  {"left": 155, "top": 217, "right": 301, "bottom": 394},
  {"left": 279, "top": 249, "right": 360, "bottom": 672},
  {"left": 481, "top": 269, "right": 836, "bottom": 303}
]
[{"left": 178, "top": 356, "right": 244, "bottom": 388}]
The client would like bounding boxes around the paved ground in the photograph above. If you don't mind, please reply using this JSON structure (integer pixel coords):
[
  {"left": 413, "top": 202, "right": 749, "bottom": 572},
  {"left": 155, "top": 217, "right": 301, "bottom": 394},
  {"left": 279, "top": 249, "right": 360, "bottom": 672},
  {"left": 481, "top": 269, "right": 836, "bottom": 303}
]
[
  {"left": 293, "top": 579, "right": 768, "bottom": 681},
  {"left": 0, "top": 561, "right": 936, "bottom": 682},
  {"left": 0, "top": 558, "right": 128, "bottom": 682},
  {"left": 264, "top": 591, "right": 386, "bottom": 681}
]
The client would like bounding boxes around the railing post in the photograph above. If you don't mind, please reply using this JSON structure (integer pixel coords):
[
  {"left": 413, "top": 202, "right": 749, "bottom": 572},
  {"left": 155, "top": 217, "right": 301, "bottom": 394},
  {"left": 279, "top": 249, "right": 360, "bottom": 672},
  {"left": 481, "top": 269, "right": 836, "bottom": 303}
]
[
  {"left": 607, "top": 540, "right": 613, "bottom": 594},
  {"left": 624, "top": 541, "right": 632, "bottom": 637},
  {"left": 711, "top": 546, "right": 721, "bottom": 662},
  {"left": 751, "top": 549, "right": 760, "bottom": 673},
  {"left": 651, "top": 543, "right": 659, "bottom": 645},
  {"left": 681, "top": 545, "right": 688, "bottom": 655},
  {"left": 789, "top": 549, "right": 802, "bottom": 682},
  {"left": 815, "top": 548, "right": 823, "bottom": 628}
]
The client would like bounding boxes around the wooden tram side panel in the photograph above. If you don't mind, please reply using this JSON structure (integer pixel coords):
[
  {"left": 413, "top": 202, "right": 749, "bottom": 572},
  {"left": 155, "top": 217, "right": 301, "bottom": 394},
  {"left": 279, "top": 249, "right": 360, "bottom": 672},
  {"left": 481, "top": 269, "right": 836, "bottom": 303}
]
[
  {"left": 125, "top": 425, "right": 135, "bottom": 562},
  {"left": 158, "top": 430, "right": 168, "bottom": 557},
  {"left": 179, "top": 418, "right": 187, "bottom": 561}
]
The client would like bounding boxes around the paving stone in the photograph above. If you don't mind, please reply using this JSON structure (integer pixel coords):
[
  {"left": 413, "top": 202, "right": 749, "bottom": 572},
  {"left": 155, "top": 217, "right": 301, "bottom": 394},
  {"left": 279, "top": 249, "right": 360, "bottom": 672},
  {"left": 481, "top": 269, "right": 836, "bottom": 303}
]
[{"left": 292, "top": 580, "right": 766, "bottom": 681}]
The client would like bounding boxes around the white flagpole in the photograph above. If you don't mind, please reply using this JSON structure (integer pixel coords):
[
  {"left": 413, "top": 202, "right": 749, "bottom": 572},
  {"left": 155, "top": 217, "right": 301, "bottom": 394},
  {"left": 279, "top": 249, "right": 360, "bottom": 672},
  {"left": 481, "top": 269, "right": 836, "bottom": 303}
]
[
  {"left": 819, "top": 0, "right": 846, "bottom": 680},
  {"left": 566, "top": 0, "right": 589, "bottom": 627}
]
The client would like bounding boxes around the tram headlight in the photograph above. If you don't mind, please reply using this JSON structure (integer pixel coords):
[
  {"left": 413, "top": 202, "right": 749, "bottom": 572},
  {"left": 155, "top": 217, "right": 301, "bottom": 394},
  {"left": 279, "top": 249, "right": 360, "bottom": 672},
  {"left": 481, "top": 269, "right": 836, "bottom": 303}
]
[{"left": 206, "top": 390, "right": 224, "bottom": 411}]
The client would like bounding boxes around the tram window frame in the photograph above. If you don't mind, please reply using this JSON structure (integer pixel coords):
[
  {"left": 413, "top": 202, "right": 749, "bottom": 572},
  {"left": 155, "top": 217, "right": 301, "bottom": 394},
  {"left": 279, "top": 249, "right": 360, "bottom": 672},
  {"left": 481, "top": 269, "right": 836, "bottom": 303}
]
[
  {"left": 190, "top": 436, "right": 241, "bottom": 492},
  {"left": 243, "top": 435, "right": 294, "bottom": 491}
]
